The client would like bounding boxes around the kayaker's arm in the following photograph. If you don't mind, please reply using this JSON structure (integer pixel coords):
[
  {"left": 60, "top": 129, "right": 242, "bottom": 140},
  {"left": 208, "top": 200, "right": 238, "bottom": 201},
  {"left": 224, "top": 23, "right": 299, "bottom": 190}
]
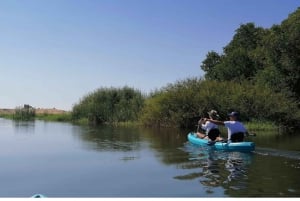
[
  {"left": 204, "top": 118, "right": 225, "bottom": 126},
  {"left": 198, "top": 118, "right": 205, "bottom": 125}
]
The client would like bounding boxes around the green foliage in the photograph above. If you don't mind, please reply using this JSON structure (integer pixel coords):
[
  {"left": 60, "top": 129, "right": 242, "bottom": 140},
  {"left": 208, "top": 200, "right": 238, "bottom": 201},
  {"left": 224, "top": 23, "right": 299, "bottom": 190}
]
[
  {"left": 72, "top": 86, "right": 145, "bottom": 125},
  {"left": 224, "top": 23, "right": 266, "bottom": 53},
  {"left": 36, "top": 113, "right": 72, "bottom": 122},
  {"left": 140, "top": 78, "right": 202, "bottom": 128},
  {"left": 13, "top": 105, "right": 36, "bottom": 121},
  {"left": 140, "top": 78, "right": 300, "bottom": 129},
  {"left": 201, "top": 7, "right": 300, "bottom": 100},
  {"left": 50, "top": 8, "right": 300, "bottom": 130},
  {"left": 200, "top": 51, "right": 222, "bottom": 80},
  {"left": 202, "top": 23, "right": 267, "bottom": 82},
  {"left": 245, "top": 121, "right": 278, "bottom": 131}
]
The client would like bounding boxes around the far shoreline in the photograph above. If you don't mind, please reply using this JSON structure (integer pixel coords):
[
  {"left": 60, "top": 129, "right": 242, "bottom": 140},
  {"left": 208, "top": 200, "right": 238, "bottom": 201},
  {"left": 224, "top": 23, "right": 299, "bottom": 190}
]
[{"left": 0, "top": 107, "right": 69, "bottom": 115}]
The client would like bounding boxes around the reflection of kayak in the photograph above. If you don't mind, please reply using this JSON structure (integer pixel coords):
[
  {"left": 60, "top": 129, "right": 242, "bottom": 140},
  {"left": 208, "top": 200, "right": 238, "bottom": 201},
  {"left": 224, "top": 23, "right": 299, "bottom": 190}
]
[{"left": 187, "top": 132, "right": 255, "bottom": 152}]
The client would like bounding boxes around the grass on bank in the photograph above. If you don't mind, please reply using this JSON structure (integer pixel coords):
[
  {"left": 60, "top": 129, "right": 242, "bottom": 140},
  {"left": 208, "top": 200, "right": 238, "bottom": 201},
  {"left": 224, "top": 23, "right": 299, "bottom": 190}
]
[
  {"left": 245, "top": 120, "right": 278, "bottom": 131},
  {"left": 0, "top": 113, "right": 14, "bottom": 119},
  {"left": 35, "top": 113, "right": 72, "bottom": 122},
  {"left": 0, "top": 112, "right": 280, "bottom": 131},
  {"left": 0, "top": 113, "right": 72, "bottom": 122}
]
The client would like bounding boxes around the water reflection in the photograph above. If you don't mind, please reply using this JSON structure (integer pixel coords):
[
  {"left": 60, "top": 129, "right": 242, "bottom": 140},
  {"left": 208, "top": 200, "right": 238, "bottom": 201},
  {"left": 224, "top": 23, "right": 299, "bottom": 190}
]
[
  {"left": 250, "top": 130, "right": 300, "bottom": 151},
  {"left": 177, "top": 143, "right": 253, "bottom": 194},
  {"left": 75, "top": 125, "right": 142, "bottom": 152},
  {"left": 13, "top": 120, "right": 35, "bottom": 134},
  {"left": 74, "top": 126, "right": 188, "bottom": 164},
  {"left": 0, "top": 119, "right": 299, "bottom": 197}
]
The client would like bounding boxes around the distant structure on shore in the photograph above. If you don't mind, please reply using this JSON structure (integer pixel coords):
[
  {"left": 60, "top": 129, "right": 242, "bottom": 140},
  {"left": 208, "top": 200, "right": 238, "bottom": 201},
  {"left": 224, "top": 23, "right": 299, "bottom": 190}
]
[{"left": 0, "top": 106, "right": 68, "bottom": 115}]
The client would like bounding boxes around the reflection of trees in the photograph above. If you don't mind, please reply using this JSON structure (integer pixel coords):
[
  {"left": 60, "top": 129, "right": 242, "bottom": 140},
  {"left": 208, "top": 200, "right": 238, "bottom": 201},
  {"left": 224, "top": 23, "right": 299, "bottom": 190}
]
[
  {"left": 252, "top": 130, "right": 300, "bottom": 151},
  {"left": 13, "top": 120, "right": 35, "bottom": 134},
  {"left": 75, "top": 125, "right": 190, "bottom": 164},
  {"left": 176, "top": 132, "right": 300, "bottom": 197},
  {"left": 226, "top": 155, "right": 300, "bottom": 197},
  {"left": 76, "top": 125, "right": 143, "bottom": 152},
  {"left": 75, "top": 124, "right": 262, "bottom": 194},
  {"left": 174, "top": 146, "right": 253, "bottom": 194},
  {"left": 139, "top": 127, "right": 190, "bottom": 164}
]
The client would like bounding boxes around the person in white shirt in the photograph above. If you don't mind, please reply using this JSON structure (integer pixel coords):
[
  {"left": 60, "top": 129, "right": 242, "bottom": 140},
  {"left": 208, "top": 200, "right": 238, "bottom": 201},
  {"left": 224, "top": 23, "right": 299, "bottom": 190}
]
[
  {"left": 196, "top": 110, "right": 222, "bottom": 141},
  {"left": 204, "top": 111, "right": 249, "bottom": 142}
]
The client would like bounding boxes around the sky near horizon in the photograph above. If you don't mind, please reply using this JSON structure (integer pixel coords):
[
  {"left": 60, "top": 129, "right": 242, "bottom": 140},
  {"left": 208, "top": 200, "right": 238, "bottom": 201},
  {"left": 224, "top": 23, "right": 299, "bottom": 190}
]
[{"left": 1, "top": 0, "right": 299, "bottom": 111}]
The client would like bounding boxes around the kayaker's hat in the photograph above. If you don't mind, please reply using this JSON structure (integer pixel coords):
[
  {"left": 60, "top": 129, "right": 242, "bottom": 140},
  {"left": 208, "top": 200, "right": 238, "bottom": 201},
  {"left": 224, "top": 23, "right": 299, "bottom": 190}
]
[
  {"left": 228, "top": 111, "right": 239, "bottom": 117},
  {"left": 208, "top": 110, "right": 219, "bottom": 119}
]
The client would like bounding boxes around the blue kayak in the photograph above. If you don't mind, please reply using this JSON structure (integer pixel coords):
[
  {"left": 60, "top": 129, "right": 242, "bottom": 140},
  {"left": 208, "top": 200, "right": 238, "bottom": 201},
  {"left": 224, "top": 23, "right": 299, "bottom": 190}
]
[{"left": 187, "top": 132, "right": 255, "bottom": 152}]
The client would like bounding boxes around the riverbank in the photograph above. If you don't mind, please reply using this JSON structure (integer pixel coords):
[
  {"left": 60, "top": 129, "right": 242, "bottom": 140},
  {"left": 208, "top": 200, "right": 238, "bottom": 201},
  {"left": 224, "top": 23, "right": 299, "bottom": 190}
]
[
  {"left": 0, "top": 108, "right": 71, "bottom": 122},
  {"left": 0, "top": 108, "right": 281, "bottom": 132},
  {"left": 0, "top": 108, "right": 68, "bottom": 115}
]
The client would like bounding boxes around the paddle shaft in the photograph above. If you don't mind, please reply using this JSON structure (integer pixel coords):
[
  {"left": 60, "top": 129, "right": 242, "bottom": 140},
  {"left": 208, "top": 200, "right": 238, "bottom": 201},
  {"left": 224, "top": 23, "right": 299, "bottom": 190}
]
[
  {"left": 246, "top": 132, "right": 256, "bottom": 137},
  {"left": 196, "top": 124, "right": 200, "bottom": 132}
]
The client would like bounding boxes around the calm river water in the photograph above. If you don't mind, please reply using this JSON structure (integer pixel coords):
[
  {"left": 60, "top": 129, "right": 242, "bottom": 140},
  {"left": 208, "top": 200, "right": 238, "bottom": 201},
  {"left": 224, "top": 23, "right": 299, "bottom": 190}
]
[{"left": 0, "top": 118, "right": 299, "bottom": 197}]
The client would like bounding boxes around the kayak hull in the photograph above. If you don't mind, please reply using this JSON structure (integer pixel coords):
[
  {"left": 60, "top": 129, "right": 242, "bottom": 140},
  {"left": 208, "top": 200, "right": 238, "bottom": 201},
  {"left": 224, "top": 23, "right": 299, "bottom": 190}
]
[{"left": 187, "top": 132, "right": 255, "bottom": 152}]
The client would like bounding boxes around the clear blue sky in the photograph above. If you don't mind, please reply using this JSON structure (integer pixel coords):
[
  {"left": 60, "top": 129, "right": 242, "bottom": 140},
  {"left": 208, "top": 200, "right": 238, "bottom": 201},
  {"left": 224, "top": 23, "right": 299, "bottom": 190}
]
[{"left": 0, "top": 0, "right": 299, "bottom": 110}]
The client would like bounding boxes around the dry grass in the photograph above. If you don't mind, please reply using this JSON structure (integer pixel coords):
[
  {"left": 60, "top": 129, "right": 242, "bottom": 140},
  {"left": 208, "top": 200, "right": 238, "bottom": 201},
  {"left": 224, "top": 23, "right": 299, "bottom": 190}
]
[{"left": 0, "top": 108, "right": 68, "bottom": 115}]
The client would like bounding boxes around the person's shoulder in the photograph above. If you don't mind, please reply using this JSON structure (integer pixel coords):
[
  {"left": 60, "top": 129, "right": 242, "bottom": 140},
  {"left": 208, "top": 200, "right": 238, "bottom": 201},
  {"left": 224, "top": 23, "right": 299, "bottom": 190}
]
[{"left": 237, "top": 120, "right": 245, "bottom": 125}]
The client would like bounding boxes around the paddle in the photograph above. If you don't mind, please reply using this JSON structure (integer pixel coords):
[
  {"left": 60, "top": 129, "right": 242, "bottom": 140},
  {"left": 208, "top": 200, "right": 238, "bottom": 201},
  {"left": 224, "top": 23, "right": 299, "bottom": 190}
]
[
  {"left": 246, "top": 132, "right": 256, "bottom": 137},
  {"left": 195, "top": 118, "right": 206, "bottom": 132},
  {"left": 196, "top": 124, "right": 200, "bottom": 133},
  {"left": 215, "top": 132, "right": 256, "bottom": 144}
]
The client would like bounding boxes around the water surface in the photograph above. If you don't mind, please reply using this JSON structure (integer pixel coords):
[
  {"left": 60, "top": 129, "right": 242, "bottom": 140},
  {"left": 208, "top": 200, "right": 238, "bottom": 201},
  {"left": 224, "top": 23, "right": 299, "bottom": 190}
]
[{"left": 0, "top": 118, "right": 299, "bottom": 197}]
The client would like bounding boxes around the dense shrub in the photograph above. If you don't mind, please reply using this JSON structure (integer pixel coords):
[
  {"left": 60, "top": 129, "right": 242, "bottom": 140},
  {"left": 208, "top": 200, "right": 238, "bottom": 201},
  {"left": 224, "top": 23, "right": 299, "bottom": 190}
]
[
  {"left": 140, "top": 78, "right": 300, "bottom": 129},
  {"left": 72, "top": 86, "right": 145, "bottom": 125},
  {"left": 13, "top": 105, "right": 36, "bottom": 120}
]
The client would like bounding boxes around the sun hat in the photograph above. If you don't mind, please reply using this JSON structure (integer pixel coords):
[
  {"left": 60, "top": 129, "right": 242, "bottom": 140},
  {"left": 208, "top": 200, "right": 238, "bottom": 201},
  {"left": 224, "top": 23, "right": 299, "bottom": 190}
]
[{"left": 208, "top": 110, "right": 220, "bottom": 119}]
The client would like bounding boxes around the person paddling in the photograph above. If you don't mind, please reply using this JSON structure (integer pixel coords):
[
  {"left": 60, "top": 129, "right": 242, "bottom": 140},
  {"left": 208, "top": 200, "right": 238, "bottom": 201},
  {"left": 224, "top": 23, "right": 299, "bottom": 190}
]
[
  {"left": 196, "top": 110, "right": 222, "bottom": 142},
  {"left": 204, "top": 111, "right": 249, "bottom": 142}
]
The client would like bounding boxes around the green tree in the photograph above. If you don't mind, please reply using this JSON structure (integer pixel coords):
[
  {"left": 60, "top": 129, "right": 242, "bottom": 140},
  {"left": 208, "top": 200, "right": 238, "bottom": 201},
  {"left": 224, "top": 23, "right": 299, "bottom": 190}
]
[
  {"left": 201, "top": 7, "right": 300, "bottom": 101},
  {"left": 201, "top": 23, "right": 266, "bottom": 82},
  {"left": 201, "top": 51, "right": 222, "bottom": 80},
  {"left": 255, "top": 8, "right": 300, "bottom": 98}
]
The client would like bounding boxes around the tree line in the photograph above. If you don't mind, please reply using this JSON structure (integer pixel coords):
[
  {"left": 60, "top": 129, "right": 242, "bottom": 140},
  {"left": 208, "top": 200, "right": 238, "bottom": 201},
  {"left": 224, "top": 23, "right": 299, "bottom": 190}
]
[
  {"left": 201, "top": 7, "right": 300, "bottom": 100},
  {"left": 71, "top": 8, "right": 300, "bottom": 130}
]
